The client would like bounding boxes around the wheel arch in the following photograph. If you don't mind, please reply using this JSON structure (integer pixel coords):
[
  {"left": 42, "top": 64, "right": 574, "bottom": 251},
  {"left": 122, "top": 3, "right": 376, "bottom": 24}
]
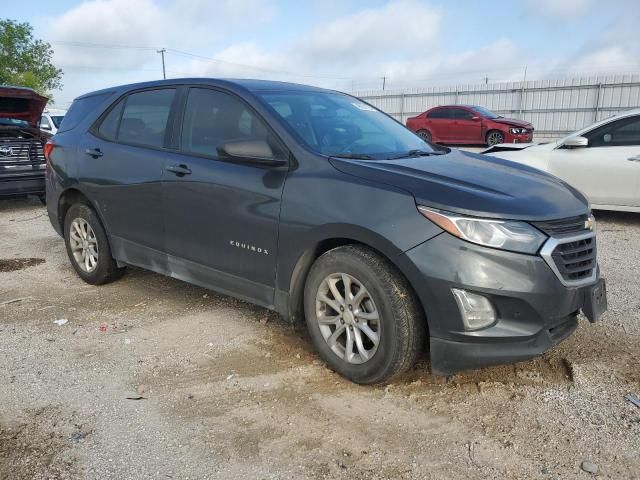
[
  {"left": 485, "top": 128, "right": 505, "bottom": 145},
  {"left": 281, "top": 233, "right": 429, "bottom": 339},
  {"left": 58, "top": 188, "right": 115, "bottom": 254}
]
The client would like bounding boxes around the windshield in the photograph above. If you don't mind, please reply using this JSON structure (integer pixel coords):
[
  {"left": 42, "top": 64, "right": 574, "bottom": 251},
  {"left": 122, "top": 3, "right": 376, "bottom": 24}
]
[
  {"left": 50, "top": 115, "right": 65, "bottom": 128},
  {"left": 258, "top": 91, "right": 436, "bottom": 159},
  {"left": 472, "top": 106, "right": 501, "bottom": 119}
]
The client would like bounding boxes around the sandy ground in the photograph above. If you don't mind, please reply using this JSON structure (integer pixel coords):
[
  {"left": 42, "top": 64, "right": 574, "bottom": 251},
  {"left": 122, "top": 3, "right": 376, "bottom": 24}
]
[{"left": 0, "top": 197, "right": 639, "bottom": 480}]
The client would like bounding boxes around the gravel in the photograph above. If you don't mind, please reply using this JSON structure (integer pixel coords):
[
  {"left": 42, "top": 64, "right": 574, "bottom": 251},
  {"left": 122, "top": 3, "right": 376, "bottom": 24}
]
[{"left": 1, "top": 197, "right": 639, "bottom": 479}]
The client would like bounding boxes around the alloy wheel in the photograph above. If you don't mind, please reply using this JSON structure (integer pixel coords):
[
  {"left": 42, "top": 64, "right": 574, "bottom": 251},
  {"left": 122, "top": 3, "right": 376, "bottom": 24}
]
[
  {"left": 315, "top": 273, "right": 381, "bottom": 364},
  {"left": 487, "top": 131, "right": 504, "bottom": 146},
  {"left": 418, "top": 130, "right": 431, "bottom": 142},
  {"left": 69, "top": 218, "right": 99, "bottom": 273}
]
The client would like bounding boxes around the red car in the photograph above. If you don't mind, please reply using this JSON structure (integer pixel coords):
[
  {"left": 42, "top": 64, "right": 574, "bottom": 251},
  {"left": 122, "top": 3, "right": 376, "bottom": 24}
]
[{"left": 406, "top": 105, "right": 534, "bottom": 146}]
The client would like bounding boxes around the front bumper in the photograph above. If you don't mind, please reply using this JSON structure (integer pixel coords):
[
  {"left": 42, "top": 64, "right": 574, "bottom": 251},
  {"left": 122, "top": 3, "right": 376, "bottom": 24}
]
[
  {"left": 504, "top": 131, "right": 534, "bottom": 144},
  {"left": 401, "top": 233, "right": 601, "bottom": 375},
  {"left": 0, "top": 173, "right": 45, "bottom": 197},
  {"left": 430, "top": 316, "right": 577, "bottom": 374}
]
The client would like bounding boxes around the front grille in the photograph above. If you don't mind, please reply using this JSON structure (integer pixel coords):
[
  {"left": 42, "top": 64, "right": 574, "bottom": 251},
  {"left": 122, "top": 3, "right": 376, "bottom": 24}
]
[
  {"left": 533, "top": 214, "right": 589, "bottom": 236},
  {"left": 0, "top": 139, "right": 44, "bottom": 164},
  {"left": 548, "top": 235, "right": 596, "bottom": 284}
]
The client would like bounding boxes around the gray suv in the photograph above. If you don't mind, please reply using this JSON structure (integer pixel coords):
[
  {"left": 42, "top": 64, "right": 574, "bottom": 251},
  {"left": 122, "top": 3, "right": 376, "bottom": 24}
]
[{"left": 45, "top": 79, "right": 607, "bottom": 384}]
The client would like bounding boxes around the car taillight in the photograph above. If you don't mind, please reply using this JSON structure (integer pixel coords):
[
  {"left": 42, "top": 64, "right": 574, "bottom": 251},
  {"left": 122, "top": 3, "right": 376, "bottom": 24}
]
[{"left": 44, "top": 140, "right": 55, "bottom": 163}]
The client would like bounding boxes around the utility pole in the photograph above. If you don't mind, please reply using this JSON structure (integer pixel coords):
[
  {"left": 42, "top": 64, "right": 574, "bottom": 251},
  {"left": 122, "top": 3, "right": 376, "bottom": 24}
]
[
  {"left": 483, "top": 76, "right": 489, "bottom": 85},
  {"left": 157, "top": 48, "right": 166, "bottom": 80},
  {"left": 382, "top": 76, "right": 386, "bottom": 90},
  {"left": 519, "top": 65, "right": 527, "bottom": 117}
]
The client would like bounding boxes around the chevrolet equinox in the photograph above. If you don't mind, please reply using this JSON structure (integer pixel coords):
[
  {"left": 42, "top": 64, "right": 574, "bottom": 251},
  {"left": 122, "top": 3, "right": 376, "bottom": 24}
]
[{"left": 45, "top": 79, "right": 607, "bottom": 384}]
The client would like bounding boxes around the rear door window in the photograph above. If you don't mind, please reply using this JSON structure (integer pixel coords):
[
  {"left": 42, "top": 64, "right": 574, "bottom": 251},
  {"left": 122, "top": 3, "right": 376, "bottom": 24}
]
[
  {"left": 450, "top": 108, "right": 473, "bottom": 120},
  {"left": 117, "top": 89, "right": 175, "bottom": 148},
  {"left": 427, "top": 108, "right": 449, "bottom": 119}
]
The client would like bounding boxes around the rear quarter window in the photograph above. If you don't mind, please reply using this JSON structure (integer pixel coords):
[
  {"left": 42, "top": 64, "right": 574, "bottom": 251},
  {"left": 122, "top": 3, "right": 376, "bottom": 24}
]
[{"left": 58, "top": 92, "right": 113, "bottom": 133}]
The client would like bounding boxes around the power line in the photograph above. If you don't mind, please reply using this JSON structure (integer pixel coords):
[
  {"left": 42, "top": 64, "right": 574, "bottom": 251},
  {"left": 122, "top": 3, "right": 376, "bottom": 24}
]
[
  {"left": 165, "top": 48, "right": 354, "bottom": 80},
  {"left": 51, "top": 41, "right": 158, "bottom": 50},
  {"left": 50, "top": 40, "right": 640, "bottom": 88},
  {"left": 51, "top": 41, "right": 360, "bottom": 81}
]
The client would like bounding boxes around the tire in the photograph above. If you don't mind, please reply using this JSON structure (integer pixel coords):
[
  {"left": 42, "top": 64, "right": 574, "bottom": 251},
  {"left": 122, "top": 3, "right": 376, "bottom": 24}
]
[
  {"left": 63, "top": 202, "right": 125, "bottom": 285},
  {"left": 486, "top": 130, "right": 504, "bottom": 146},
  {"left": 38, "top": 194, "right": 46, "bottom": 206},
  {"left": 417, "top": 129, "right": 432, "bottom": 142},
  {"left": 304, "top": 245, "right": 426, "bottom": 384}
]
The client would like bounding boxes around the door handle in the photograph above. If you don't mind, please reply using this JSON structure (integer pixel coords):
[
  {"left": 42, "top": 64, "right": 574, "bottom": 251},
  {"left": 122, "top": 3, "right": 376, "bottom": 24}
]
[
  {"left": 85, "top": 148, "right": 103, "bottom": 158},
  {"left": 166, "top": 164, "right": 192, "bottom": 176},
  {"left": 627, "top": 155, "right": 640, "bottom": 162}
]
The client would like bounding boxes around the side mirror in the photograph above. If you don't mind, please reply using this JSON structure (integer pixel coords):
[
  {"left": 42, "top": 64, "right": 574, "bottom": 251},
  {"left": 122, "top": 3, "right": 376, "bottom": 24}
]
[
  {"left": 218, "top": 140, "right": 287, "bottom": 166},
  {"left": 471, "top": 116, "right": 480, "bottom": 121},
  {"left": 563, "top": 136, "right": 588, "bottom": 148},
  {"left": 41, "top": 124, "right": 51, "bottom": 131}
]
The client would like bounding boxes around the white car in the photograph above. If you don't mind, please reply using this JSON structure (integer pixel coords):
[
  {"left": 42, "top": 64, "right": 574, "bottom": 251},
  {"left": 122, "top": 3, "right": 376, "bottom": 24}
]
[
  {"left": 483, "top": 108, "right": 640, "bottom": 212},
  {"left": 40, "top": 108, "right": 66, "bottom": 135}
]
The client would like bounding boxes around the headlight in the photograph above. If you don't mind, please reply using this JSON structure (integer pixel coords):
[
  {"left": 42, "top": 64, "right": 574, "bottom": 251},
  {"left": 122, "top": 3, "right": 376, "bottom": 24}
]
[
  {"left": 509, "top": 127, "right": 527, "bottom": 134},
  {"left": 418, "top": 207, "right": 547, "bottom": 254}
]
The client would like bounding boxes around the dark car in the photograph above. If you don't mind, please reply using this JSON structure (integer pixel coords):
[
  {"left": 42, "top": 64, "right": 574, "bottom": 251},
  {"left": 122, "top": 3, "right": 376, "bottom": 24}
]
[
  {"left": 406, "top": 105, "right": 534, "bottom": 146},
  {"left": 45, "top": 79, "right": 606, "bottom": 384},
  {"left": 0, "top": 86, "right": 50, "bottom": 201}
]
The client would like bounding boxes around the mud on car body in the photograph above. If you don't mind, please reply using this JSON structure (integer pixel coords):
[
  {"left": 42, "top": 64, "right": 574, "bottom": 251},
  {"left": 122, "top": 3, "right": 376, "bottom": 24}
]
[{"left": 46, "top": 79, "right": 606, "bottom": 384}]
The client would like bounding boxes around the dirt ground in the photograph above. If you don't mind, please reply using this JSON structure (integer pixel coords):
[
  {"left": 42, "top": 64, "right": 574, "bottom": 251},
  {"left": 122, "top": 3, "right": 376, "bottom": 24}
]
[{"left": 0, "top": 197, "right": 638, "bottom": 480}]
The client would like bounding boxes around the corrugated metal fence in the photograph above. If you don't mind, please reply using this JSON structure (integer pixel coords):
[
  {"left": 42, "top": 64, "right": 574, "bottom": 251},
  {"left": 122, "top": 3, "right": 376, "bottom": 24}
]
[{"left": 354, "top": 73, "right": 640, "bottom": 141}]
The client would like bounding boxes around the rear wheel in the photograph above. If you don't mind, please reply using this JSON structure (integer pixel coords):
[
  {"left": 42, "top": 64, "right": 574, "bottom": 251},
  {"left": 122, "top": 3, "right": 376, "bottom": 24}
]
[
  {"left": 486, "top": 130, "right": 504, "bottom": 146},
  {"left": 417, "top": 129, "right": 432, "bottom": 142},
  {"left": 304, "top": 245, "right": 426, "bottom": 384},
  {"left": 63, "top": 203, "right": 125, "bottom": 285}
]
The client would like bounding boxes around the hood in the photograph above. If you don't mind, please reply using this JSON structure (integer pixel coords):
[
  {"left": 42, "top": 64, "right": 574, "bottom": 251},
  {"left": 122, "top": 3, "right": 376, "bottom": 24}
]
[
  {"left": 0, "top": 86, "right": 48, "bottom": 127},
  {"left": 329, "top": 149, "right": 588, "bottom": 221},
  {"left": 491, "top": 117, "right": 532, "bottom": 128}
]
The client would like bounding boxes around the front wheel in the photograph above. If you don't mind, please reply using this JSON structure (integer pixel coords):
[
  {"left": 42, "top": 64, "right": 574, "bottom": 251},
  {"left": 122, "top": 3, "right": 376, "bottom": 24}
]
[
  {"left": 64, "top": 203, "right": 125, "bottom": 285},
  {"left": 304, "top": 245, "right": 426, "bottom": 384},
  {"left": 486, "top": 130, "right": 504, "bottom": 146}
]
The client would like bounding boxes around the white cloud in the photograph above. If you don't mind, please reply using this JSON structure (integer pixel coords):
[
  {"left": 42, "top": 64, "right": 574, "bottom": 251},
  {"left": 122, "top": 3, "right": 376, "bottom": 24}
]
[
  {"left": 548, "top": 2, "right": 640, "bottom": 78},
  {"left": 168, "top": 1, "right": 461, "bottom": 89},
  {"left": 169, "top": 5, "right": 519, "bottom": 92},
  {"left": 526, "top": 0, "right": 596, "bottom": 17},
  {"left": 44, "top": 0, "right": 639, "bottom": 105},
  {"left": 294, "top": 0, "right": 442, "bottom": 65},
  {"left": 561, "top": 46, "right": 639, "bottom": 75},
  {"left": 48, "top": 0, "right": 274, "bottom": 68}
]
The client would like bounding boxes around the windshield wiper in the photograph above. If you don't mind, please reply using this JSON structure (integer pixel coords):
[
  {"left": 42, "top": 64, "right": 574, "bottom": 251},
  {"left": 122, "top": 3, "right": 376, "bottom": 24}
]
[
  {"left": 390, "top": 149, "right": 445, "bottom": 159},
  {"left": 330, "top": 153, "right": 374, "bottom": 160}
]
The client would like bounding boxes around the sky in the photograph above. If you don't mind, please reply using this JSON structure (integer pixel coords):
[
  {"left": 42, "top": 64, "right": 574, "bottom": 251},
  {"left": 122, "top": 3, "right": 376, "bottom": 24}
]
[{"left": 4, "top": 0, "right": 640, "bottom": 107}]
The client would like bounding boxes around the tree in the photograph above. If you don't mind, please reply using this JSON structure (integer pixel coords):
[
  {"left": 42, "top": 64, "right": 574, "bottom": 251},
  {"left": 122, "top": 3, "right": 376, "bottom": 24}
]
[{"left": 0, "top": 19, "right": 63, "bottom": 97}]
